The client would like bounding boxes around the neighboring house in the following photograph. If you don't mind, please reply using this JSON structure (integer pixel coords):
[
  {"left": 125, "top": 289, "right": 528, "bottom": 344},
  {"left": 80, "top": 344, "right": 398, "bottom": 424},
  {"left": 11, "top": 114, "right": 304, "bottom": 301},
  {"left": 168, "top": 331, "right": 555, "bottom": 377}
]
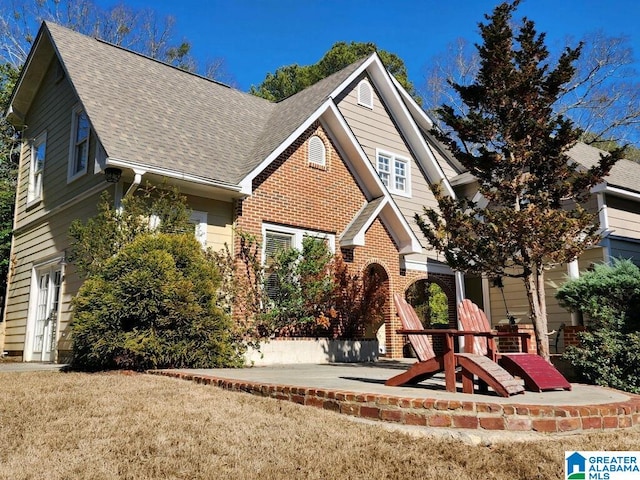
[
  {"left": 2, "top": 22, "right": 462, "bottom": 362},
  {"left": 444, "top": 141, "right": 640, "bottom": 349}
]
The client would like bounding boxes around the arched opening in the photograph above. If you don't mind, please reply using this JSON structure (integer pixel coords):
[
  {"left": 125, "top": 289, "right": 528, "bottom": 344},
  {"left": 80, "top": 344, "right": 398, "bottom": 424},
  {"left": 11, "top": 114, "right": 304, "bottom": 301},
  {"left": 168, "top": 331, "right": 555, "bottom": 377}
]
[
  {"left": 363, "top": 263, "right": 389, "bottom": 339},
  {"left": 402, "top": 278, "right": 452, "bottom": 358},
  {"left": 405, "top": 279, "right": 449, "bottom": 327}
]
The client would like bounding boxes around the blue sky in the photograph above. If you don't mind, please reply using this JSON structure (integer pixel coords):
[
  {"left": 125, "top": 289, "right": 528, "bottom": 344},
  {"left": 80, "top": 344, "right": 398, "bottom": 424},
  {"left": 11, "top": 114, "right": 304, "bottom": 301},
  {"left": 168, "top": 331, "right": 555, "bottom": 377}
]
[{"left": 93, "top": 0, "right": 640, "bottom": 92}]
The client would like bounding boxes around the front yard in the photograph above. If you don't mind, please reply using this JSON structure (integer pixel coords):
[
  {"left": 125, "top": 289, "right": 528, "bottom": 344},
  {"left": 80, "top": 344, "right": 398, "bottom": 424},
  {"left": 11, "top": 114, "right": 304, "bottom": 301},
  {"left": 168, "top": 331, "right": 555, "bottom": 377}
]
[{"left": 1, "top": 371, "right": 638, "bottom": 479}]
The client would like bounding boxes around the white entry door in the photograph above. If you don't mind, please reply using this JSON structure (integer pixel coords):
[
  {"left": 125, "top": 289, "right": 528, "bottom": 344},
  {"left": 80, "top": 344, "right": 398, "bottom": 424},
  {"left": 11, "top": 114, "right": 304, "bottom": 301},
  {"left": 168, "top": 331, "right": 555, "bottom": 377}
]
[{"left": 31, "top": 267, "right": 62, "bottom": 362}]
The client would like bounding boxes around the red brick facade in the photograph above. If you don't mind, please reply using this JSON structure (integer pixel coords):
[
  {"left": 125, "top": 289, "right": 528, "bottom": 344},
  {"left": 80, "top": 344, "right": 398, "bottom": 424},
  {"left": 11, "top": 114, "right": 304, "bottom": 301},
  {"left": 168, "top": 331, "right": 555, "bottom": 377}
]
[
  {"left": 233, "top": 122, "right": 415, "bottom": 357},
  {"left": 495, "top": 324, "right": 538, "bottom": 354}
]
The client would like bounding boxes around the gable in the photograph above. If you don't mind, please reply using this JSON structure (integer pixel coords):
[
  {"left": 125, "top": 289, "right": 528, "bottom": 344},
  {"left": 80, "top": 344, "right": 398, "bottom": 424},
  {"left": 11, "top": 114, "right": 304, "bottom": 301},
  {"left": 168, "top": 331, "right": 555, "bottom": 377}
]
[
  {"left": 240, "top": 121, "right": 421, "bottom": 257},
  {"left": 242, "top": 122, "right": 368, "bottom": 238},
  {"left": 335, "top": 73, "right": 445, "bottom": 256},
  {"left": 10, "top": 22, "right": 276, "bottom": 188},
  {"left": 14, "top": 53, "right": 108, "bottom": 229}
]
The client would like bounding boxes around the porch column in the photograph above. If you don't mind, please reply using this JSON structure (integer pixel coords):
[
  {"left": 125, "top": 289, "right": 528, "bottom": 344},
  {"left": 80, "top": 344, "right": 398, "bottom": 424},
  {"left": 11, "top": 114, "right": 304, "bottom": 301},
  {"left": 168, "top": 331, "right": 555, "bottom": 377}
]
[{"left": 567, "top": 259, "right": 580, "bottom": 326}]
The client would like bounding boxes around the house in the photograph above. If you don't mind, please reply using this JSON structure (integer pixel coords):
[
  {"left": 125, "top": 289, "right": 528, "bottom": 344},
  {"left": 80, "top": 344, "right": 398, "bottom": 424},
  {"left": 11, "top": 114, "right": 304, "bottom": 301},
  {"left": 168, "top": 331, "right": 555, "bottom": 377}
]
[
  {"left": 444, "top": 141, "right": 640, "bottom": 350},
  {"left": 1, "top": 22, "right": 465, "bottom": 362},
  {"left": 4, "top": 22, "right": 637, "bottom": 364}
]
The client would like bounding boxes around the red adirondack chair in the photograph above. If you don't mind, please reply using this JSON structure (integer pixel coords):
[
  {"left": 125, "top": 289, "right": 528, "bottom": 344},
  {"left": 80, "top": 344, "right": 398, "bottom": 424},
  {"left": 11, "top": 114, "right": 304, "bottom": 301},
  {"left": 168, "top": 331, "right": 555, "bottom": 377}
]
[
  {"left": 457, "top": 299, "right": 571, "bottom": 392},
  {"left": 386, "top": 294, "right": 524, "bottom": 397}
]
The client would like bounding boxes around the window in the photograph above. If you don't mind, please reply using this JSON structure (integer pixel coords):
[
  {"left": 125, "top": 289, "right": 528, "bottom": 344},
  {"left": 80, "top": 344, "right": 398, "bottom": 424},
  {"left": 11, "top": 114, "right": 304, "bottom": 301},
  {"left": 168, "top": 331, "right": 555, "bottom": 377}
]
[
  {"left": 28, "top": 132, "right": 46, "bottom": 204},
  {"left": 190, "top": 211, "right": 208, "bottom": 247},
  {"left": 308, "top": 135, "right": 326, "bottom": 167},
  {"left": 263, "top": 224, "right": 335, "bottom": 299},
  {"left": 263, "top": 231, "right": 294, "bottom": 299},
  {"left": 263, "top": 224, "right": 335, "bottom": 262},
  {"left": 68, "top": 106, "right": 90, "bottom": 181},
  {"left": 357, "top": 80, "right": 373, "bottom": 109},
  {"left": 376, "top": 149, "right": 410, "bottom": 196},
  {"left": 149, "top": 211, "right": 208, "bottom": 247}
]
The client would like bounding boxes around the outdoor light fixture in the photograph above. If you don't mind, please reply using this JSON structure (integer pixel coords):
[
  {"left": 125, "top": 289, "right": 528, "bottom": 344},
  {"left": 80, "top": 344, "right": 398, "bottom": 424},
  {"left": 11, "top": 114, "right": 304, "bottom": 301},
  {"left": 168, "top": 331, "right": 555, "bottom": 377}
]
[{"left": 104, "top": 167, "right": 122, "bottom": 183}]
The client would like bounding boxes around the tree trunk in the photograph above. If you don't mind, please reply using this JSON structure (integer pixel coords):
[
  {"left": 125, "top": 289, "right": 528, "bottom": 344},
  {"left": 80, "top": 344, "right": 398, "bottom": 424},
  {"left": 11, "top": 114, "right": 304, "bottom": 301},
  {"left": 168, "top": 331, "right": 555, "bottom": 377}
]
[{"left": 523, "top": 267, "right": 551, "bottom": 362}]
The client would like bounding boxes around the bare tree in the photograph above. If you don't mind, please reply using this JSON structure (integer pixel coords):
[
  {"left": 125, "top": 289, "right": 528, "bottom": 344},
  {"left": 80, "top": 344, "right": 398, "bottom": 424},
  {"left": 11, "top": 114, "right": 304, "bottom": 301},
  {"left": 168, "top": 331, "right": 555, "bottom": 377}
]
[
  {"left": 0, "top": 0, "right": 220, "bottom": 76},
  {"left": 423, "top": 32, "right": 640, "bottom": 148}
]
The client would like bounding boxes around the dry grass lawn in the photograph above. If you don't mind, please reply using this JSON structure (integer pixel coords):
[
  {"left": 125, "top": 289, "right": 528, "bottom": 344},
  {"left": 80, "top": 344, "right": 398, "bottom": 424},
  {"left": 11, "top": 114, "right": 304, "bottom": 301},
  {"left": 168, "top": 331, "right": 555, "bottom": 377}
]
[{"left": 1, "top": 371, "right": 639, "bottom": 479}]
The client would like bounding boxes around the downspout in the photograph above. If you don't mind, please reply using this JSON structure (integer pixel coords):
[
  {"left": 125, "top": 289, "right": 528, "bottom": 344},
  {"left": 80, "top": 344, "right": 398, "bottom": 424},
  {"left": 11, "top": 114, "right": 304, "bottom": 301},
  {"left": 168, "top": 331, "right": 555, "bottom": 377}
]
[
  {"left": 597, "top": 192, "right": 610, "bottom": 264},
  {"left": 125, "top": 169, "right": 145, "bottom": 198},
  {"left": 567, "top": 260, "right": 580, "bottom": 326},
  {"left": 53, "top": 253, "right": 66, "bottom": 364}
]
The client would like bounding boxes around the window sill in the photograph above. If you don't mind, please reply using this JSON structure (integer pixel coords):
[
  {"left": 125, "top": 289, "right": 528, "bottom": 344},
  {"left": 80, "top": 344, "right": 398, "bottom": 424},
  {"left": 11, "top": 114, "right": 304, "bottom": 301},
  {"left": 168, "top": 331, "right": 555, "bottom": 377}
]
[
  {"left": 67, "top": 169, "right": 87, "bottom": 184},
  {"left": 26, "top": 198, "right": 42, "bottom": 210},
  {"left": 308, "top": 162, "right": 327, "bottom": 171},
  {"left": 387, "top": 189, "right": 411, "bottom": 199}
]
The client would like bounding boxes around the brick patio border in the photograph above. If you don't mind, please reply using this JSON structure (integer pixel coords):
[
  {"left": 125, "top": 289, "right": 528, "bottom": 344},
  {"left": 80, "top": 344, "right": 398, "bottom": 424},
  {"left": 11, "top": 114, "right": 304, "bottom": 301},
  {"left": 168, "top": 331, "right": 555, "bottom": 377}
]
[{"left": 149, "top": 370, "right": 640, "bottom": 433}]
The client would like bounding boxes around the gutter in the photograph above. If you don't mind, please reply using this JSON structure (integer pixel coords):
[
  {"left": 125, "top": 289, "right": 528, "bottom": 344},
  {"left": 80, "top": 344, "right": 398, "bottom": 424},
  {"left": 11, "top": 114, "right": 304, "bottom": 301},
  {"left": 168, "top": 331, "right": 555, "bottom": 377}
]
[
  {"left": 106, "top": 157, "right": 243, "bottom": 194},
  {"left": 591, "top": 183, "right": 640, "bottom": 202}
]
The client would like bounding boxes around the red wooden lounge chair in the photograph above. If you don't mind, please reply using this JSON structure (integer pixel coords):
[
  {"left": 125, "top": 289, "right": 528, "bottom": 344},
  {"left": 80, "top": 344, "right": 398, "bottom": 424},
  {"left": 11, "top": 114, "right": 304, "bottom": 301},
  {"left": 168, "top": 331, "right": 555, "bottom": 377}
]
[
  {"left": 386, "top": 294, "right": 524, "bottom": 397},
  {"left": 457, "top": 299, "right": 571, "bottom": 392}
]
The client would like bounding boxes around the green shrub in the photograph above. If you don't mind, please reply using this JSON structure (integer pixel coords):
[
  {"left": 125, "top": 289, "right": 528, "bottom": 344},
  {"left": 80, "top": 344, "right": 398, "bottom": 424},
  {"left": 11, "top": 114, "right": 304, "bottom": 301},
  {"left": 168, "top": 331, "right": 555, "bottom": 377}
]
[
  {"left": 225, "top": 233, "right": 387, "bottom": 339},
  {"left": 556, "top": 259, "right": 640, "bottom": 393},
  {"left": 262, "top": 236, "right": 335, "bottom": 336},
  {"left": 69, "top": 184, "right": 193, "bottom": 279},
  {"left": 71, "top": 233, "right": 244, "bottom": 371}
]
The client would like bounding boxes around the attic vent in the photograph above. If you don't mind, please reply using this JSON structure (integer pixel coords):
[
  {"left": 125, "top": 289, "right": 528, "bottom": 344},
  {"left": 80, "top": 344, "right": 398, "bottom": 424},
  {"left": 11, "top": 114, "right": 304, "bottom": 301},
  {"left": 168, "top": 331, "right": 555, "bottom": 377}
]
[
  {"left": 308, "top": 135, "right": 326, "bottom": 167},
  {"left": 357, "top": 80, "right": 373, "bottom": 109}
]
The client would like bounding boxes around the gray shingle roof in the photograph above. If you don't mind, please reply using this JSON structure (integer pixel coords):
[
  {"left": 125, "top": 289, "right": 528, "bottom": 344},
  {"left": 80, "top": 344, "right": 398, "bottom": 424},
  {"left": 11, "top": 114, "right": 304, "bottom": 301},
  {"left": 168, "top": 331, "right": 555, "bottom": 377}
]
[
  {"left": 44, "top": 22, "right": 369, "bottom": 186},
  {"left": 340, "top": 196, "right": 386, "bottom": 245},
  {"left": 567, "top": 142, "right": 640, "bottom": 194},
  {"left": 448, "top": 142, "right": 640, "bottom": 195},
  {"left": 245, "top": 57, "right": 368, "bottom": 179}
]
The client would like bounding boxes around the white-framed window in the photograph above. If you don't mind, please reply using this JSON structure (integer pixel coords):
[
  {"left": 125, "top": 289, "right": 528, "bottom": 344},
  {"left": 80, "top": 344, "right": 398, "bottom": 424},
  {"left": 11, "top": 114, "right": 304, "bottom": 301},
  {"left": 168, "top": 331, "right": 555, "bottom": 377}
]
[
  {"left": 376, "top": 149, "right": 411, "bottom": 196},
  {"left": 262, "top": 223, "right": 335, "bottom": 299},
  {"left": 308, "top": 135, "right": 326, "bottom": 167},
  {"left": 357, "top": 79, "right": 373, "bottom": 109},
  {"left": 190, "top": 210, "right": 208, "bottom": 247},
  {"left": 149, "top": 211, "right": 208, "bottom": 248},
  {"left": 27, "top": 132, "right": 47, "bottom": 204},
  {"left": 262, "top": 223, "right": 335, "bottom": 263},
  {"left": 68, "top": 105, "right": 90, "bottom": 182}
]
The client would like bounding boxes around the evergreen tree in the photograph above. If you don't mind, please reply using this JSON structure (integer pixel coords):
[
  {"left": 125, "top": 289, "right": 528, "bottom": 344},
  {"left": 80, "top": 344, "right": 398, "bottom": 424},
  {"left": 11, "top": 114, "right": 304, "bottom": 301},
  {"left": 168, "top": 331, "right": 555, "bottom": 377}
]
[
  {"left": 0, "top": 63, "right": 19, "bottom": 316},
  {"left": 418, "top": 1, "right": 625, "bottom": 360},
  {"left": 250, "top": 41, "right": 420, "bottom": 104}
]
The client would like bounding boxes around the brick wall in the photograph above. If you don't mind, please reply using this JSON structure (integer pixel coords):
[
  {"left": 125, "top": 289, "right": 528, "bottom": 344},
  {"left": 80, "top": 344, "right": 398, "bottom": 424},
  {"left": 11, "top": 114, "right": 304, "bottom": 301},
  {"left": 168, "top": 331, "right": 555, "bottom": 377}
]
[
  {"left": 495, "top": 324, "right": 538, "bottom": 354},
  {"left": 234, "top": 122, "right": 410, "bottom": 357},
  {"left": 563, "top": 325, "right": 586, "bottom": 349}
]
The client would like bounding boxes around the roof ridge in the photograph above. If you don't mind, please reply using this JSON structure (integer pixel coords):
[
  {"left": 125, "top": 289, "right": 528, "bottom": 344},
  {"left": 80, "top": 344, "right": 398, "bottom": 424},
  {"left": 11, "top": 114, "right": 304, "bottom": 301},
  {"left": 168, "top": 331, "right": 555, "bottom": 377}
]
[{"left": 44, "top": 21, "right": 271, "bottom": 103}]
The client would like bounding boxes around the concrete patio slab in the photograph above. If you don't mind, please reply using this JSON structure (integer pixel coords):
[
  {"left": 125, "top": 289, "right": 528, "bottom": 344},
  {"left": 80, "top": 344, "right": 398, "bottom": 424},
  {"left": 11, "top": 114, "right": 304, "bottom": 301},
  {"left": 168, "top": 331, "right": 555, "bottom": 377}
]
[{"left": 151, "top": 360, "right": 640, "bottom": 434}]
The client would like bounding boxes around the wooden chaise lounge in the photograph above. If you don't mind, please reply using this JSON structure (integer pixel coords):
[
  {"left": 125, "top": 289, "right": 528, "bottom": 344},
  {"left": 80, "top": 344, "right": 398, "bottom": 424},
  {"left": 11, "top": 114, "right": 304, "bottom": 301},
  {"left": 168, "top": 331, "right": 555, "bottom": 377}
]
[
  {"left": 386, "top": 294, "right": 524, "bottom": 397},
  {"left": 457, "top": 299, "right": 571, "bottom": 392}
]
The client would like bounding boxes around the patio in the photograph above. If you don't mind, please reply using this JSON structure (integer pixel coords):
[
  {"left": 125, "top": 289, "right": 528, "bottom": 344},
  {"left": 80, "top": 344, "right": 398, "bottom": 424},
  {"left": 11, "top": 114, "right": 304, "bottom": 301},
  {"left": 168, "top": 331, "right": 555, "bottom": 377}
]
[{"left": 151, "top": 359, "right": 640, "bottom": 433}]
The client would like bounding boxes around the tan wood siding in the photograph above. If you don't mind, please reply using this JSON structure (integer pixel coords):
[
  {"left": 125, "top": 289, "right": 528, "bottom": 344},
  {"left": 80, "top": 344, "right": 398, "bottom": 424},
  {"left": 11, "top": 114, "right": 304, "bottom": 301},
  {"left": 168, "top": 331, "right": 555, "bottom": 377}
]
[
  {"left": 3, "top": 188, "right": 109, "bottom": 353},
  {"left": 578, "top": 247, "right": 605, "bottom": 270},
  {"left": 487, "top": 267, "right": 573, "bottom": 333},
  {"left": 607, "top": 195, "right": 640, "bottom": 240},
  {"left": 185, "top": 195, "right": 234, "bottom": 253},
  {"left": 15, "top": 57, "right": 105, "bottom": 232},
  {"left": 335, "top": 74, "right": 439, "bottom": 261},
  {"left": 429, "top": 145, "right": 458, "bottom": 179}
]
